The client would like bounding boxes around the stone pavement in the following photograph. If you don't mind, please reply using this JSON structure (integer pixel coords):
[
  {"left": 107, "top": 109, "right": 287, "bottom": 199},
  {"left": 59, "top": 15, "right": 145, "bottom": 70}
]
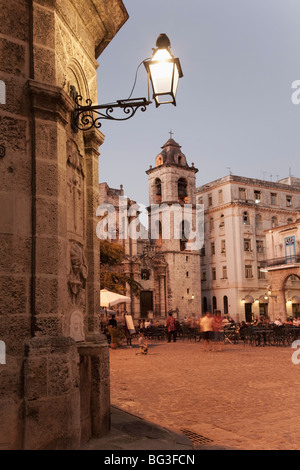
[{"left": 82, "top": 338, "right": 300, "bottom": 451}]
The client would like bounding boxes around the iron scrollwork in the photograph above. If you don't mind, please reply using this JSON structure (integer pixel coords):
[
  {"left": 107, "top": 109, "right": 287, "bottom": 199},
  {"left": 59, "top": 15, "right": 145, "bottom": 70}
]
[{"left": 71, "top": 94, "right": 151, "bottom": 131}]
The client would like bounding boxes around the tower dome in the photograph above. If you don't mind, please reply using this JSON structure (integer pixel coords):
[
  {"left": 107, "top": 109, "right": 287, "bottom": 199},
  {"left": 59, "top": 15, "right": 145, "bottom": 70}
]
[{"left": 155, "top": 138, "right": 187, "bottom": 167}]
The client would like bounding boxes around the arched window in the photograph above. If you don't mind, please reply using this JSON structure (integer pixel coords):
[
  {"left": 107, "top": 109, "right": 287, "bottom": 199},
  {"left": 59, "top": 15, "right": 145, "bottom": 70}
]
[
  {"left": 202, "top": 296, "right": 208, "bottom": 313},
  {"left": 287, "top": 218, "right": 293, "bottom": 225},
  {"left": 271, "top": 216, "right": 278, "bottom": 228},
  {"left": 178, "top": 178, "right": 188, "bottom": 202},
  {"left": 154, "top": 178, "right": 162, "bottom": 203},
  {"left": 212, "top": 296, "right": 217, "bottom": 312}
]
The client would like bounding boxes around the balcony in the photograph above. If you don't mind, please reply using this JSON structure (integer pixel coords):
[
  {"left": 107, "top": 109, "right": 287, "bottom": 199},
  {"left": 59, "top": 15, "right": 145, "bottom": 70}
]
[{"left": 260, "top": 255, "right": 300, "bottom": 269}]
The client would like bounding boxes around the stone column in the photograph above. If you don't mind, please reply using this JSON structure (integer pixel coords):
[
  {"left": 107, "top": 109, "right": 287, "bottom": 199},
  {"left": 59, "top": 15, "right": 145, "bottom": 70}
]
[
  {"left": 83, "top": 128, "right": 105, "bottom": 334},
  {"left": 159, "top": 274, "right": 166, "bottom": 317}
]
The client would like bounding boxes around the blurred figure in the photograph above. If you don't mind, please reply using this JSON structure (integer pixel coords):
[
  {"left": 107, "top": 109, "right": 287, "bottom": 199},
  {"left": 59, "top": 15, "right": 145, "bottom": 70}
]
[
  {"left": 200, "top": 312, "right": 214, "bottom": 351},
  {"left": 212, "top": 310, "right": 224, "bottom": 351}
]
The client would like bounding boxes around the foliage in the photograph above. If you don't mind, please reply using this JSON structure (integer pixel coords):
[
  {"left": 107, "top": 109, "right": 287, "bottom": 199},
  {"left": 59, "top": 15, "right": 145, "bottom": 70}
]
[
  {"left": 100, "top": 240, "right": 125, "bottom": 265},
  {"left": 100, "top": 240, "right": 142, "bottom": 297}
]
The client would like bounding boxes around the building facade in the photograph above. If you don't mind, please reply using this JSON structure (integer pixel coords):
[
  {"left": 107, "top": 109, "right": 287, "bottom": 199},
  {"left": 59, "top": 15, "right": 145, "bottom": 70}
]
[
  {"left": 0, "top": 0, "right": 128, "bottom": 450},
  {"left": 196, "top": 175, "right": 300, "bottom": 322},
  {"left": 99, "top": 138, "right": 202, "bottom": 321},
  {"left": 263, "top": 220, "right": 300, "bottom": 321}
]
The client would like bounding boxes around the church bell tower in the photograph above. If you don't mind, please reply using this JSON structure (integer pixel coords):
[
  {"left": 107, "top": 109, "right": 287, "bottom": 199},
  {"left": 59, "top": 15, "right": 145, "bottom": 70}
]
[{"left": 145, "top": 135, "right": 202, "bottom": 319}]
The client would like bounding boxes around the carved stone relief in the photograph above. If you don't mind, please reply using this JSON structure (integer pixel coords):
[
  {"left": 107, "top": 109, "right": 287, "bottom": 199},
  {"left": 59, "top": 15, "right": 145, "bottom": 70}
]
[
  {"left": 68, "top": 242, "right": 88, "bottom": 301},
  {"left": 66, "top": 140, "right": 84, "bottom": 237},
  {"left": 69, "top": 310, "right": 85, "bottom": 342}
]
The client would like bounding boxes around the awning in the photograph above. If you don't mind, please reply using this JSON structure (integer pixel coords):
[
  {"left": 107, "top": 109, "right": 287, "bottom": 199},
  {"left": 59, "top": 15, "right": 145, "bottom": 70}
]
[{"left": 100, "top": 289, "right": 131, "bottom": 308}]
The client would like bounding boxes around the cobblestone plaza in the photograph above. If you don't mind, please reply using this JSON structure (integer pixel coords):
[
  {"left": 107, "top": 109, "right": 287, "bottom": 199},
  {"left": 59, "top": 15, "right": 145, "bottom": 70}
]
[{"left": 109, "top": 340, "right": 300, "bottom": 450}]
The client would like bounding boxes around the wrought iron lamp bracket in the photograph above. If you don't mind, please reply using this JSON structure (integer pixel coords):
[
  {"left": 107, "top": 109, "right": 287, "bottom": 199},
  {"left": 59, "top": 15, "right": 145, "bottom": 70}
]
[{"left": 71, "top": 93, "right": 152, "bottom": 132}]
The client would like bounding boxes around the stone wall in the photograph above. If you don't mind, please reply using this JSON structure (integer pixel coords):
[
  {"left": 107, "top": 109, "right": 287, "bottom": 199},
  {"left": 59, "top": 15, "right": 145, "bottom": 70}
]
[{"left": 0, "top": 0, "right": 128, "bottom": 450}]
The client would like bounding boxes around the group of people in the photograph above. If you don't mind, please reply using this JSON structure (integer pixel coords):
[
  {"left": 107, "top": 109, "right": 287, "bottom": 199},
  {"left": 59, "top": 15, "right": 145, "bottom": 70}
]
[{"left": 165, "top": 310, "right": 226, "bottom": 351}]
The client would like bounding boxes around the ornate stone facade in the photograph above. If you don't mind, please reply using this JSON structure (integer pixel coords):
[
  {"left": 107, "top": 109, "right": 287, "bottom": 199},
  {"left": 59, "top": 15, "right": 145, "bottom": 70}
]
[{"left": 0, "top": 0, "right": 128, "bottom": 450}]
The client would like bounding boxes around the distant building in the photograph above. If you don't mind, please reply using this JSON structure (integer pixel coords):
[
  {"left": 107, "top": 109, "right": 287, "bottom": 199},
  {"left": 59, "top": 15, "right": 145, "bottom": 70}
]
[
  {"left": 263, "top": 219, "right": 300, "bottom": 321},
  {"left": 196, "top": 175, "right": 300, "bottom": 322}
]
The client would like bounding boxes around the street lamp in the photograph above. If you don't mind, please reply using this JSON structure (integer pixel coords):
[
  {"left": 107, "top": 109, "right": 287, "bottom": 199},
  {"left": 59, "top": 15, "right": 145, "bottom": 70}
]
[
  {"left": 143, "top": 33, "right": 183, "bottom": 107},
  {"left": 71, "top": 34, "right": 183, "bottom": 131}
]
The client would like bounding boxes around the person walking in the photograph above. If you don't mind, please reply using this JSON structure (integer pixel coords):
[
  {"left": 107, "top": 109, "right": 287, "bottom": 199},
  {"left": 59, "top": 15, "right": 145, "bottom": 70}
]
[
  {"left": 200, "top": 312, "right": 214, "bottom": 351},
  {"left": 212, "top": 310, "right": 224, "bottom": 351},
  {"left": 166, "top": 312, "right": 177, "bottom": 343}
]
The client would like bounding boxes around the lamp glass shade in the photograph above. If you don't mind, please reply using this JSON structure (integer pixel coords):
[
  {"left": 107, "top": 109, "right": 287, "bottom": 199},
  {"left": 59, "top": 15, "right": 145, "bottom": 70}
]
[{"left": 145, "top": 44, "right": 182, "bottom": 107}]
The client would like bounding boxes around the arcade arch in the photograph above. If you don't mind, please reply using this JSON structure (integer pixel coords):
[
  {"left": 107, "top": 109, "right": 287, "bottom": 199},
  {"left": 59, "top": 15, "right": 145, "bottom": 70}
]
[{"left": 267, "top": 267, "right": 300, "bottom": 321}]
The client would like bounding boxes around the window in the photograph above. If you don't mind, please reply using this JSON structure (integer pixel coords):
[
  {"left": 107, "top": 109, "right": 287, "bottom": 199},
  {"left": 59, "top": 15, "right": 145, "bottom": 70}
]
[
  {"left": 219, "top": 214, "right": 225, "bottom": 227},
  {"left": 245, "top": 265, "right": 253, "bottom": 279},
  {"left": 187, "top": 288, "right": 190, "bottom": 294},
  {"left": 286, "top": 195, "right": 293, "bottom": 207},
  {"left": 239, "top": 187, "right": 247, "bottom": 200},
  {"left": 221, "top": 239, "right": 226, "bottom": 253},
  {"left": 271, "top": 216, "right": 278, "bottom": 228},
  {"left": 178, "top": 178, "right": 188, "bottom": 202},
  {"left": 222, "top": 266, "right": 228, "bottom": 279},
  {"left": 210, "top": 217, "right": 214, "bottom": 231},
  {"left": 208, "top": 193, "right": 213, "bottom": 206},
  {"left": 254, "top": 190, "right": 261, "bottom": 203},
  {"left": 186, "top": 271, "right": 189, "bottom": 278},
  {"left": 202, "top": 271, "right": 207, "bottom": 281},
  {"left": 223, "top": 295, "right": 228, "bottom": 314},
  {"left": 218, "top": 190, "right": 223, "bottom": 204},
  {"left": 287, "top": 218, "right": 293, "bottom": 225},
  {"left": 243, "top": 211, "right": 250, "bottom": 225},
  {"left": 271, "top": 192, "right": 277, "bottom": 205},
  {"left": 141, "top": 269, "right": 150, "bottom": 280},
  {"left": 154, "top": 178, "right": 162, "bottom": 203},
  {"left": 256, "top": 240, "right": 264, "bottom": 254},
  {"left": 212, "top": 267, "right": 216, "bottom": 280},
  {"left": 244, "top": 238, "right": 251, "bottom": 252},
  {"left": 258, "top": 267, "right": 266, "bottom": 279},
  {"left": 211, "top": 242, "right": 215, "bottom": 255},
  {"left": 197, "top": 197, "right": 203, "bottom": 205},
  {"left": 255, "top": 214, "right": 262, "bottom": 230}
]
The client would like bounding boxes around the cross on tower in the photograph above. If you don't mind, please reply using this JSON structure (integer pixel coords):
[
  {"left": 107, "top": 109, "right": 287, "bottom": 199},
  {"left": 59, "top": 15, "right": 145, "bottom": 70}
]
[{"left": 169, "top": 130, "right": 173, "bottom": 139}]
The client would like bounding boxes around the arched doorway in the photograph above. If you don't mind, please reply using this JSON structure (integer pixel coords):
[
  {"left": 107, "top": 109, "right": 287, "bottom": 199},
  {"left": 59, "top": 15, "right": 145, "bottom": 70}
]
[
  {"left": 243, "top": 295, "right": 254, "bottom": 322},
  {"left": 267, "top": 266, "right": 300, "bottom": 321},
  {"left": 258, "top": 295, "right": 269, "bottom": 317},
  {"left": 284, "top": 274, "right": 300, "bottom": 319}
]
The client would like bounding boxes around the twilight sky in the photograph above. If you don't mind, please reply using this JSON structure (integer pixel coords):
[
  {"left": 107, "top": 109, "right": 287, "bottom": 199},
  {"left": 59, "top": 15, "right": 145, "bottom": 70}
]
[{"left": 96, "top": 0, "right": 300, "bottom": 207}]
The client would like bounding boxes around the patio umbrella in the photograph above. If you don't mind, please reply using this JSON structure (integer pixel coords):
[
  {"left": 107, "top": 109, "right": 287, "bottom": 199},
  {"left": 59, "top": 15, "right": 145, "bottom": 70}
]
[{"left": 100, "top": 289, "right": 131, "bottom": 308}]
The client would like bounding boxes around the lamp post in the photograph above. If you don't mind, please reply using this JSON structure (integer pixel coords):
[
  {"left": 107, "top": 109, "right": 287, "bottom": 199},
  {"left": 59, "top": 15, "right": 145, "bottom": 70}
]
[{"left": 71, "top": 34, "right": 183, "bottom": 131}]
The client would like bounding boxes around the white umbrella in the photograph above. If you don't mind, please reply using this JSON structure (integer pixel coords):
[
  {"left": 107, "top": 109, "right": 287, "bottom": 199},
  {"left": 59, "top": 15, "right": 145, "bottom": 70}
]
[{"left": 100, "top": 289, "right": 131, "bottom": 308}]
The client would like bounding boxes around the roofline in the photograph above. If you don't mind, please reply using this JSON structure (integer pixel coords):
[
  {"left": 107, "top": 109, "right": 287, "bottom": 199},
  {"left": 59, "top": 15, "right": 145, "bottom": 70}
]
[{"left": 196, "top": 174, "right": 300, "bottom": 193}]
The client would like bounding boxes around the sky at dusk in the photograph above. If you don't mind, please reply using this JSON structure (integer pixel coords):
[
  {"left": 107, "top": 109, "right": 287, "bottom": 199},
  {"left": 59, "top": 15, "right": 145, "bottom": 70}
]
[{"left": 96, "top": 0, "right": 300, "bottom": 207}]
